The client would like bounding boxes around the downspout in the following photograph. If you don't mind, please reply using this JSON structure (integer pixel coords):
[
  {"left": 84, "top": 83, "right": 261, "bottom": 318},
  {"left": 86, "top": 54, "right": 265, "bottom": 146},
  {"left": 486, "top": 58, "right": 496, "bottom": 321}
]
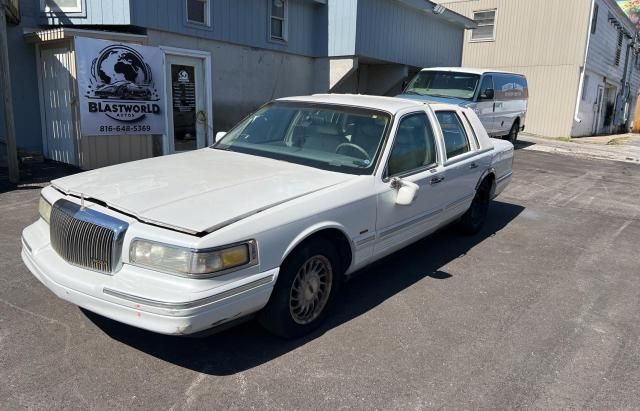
[{"left": 574, "top": 0, "right": 596, "bottom": 125}]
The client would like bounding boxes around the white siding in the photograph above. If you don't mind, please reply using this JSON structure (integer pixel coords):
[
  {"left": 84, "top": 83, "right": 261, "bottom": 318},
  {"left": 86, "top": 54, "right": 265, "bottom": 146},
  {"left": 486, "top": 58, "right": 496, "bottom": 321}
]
[{"left": 574, "top": 0, "right": 640, "bottom": 135}]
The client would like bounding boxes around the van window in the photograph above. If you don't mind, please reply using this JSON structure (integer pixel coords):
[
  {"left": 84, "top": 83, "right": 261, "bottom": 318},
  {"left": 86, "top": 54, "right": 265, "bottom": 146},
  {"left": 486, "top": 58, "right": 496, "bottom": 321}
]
[
  {"left": 404, "top": 71, "right": 480, "bottom": 100},
  {"left": 493, "top": 75, "right": 528, "bottom": 100},
  {"left": 436, "top": 111, "right": 471, "bottom": 159},
  {"left": 478, "top": 76, "right": 494, "bottom": 100}
]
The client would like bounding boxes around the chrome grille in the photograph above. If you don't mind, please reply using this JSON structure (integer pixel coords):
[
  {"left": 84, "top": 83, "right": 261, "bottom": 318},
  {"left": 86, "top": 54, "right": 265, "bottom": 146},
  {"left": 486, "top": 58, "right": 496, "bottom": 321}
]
[{"left": 50, "top": 199, "right": 128, "bottom": 274}]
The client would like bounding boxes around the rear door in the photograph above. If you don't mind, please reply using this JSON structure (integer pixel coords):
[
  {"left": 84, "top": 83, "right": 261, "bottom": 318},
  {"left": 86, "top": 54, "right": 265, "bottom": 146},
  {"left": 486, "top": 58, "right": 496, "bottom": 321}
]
[
  {"left": 434, "top": 109, "right": 487, "bottom": 222},
  {"left": 493, "top": 74, "right": 524, "bottom": 135},
  {"left": 475, "top": 75, "right": 496, "bottom": 135}
]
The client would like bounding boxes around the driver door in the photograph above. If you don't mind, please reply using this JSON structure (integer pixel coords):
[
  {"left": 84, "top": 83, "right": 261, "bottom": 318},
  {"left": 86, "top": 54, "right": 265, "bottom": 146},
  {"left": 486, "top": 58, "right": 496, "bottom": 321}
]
[
  {"left": 374, "top": 111, "right": 447, "bottom": 255},
  {"left": 475, "top": 75, "right": 496, "bottom": 135}
]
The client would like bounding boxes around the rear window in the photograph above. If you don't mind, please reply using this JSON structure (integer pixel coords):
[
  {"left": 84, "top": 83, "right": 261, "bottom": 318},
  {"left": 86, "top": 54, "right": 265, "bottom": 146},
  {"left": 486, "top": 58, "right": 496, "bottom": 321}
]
[{"left": 436, "top": 111, "right": 471, "bottom": 159}]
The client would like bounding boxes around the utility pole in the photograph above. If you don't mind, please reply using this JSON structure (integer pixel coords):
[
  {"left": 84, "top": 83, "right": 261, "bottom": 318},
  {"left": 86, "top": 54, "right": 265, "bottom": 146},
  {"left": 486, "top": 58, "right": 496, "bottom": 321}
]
[{"left": 0, "top": 0, "right": 20, "bottom": 183}]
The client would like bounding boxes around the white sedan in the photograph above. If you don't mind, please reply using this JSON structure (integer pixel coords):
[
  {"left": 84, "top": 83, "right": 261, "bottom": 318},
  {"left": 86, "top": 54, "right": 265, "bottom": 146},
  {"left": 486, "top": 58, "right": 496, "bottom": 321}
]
[{"left": 22, "top": 94, "right": 513, "bottom": 338}]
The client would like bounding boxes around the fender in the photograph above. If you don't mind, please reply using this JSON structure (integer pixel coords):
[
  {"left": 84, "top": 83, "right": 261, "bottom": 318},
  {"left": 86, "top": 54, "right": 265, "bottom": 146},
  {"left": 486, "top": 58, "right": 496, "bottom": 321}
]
[
  {"left": 475, "top": 167, "right": 497, "bottom": 195},
  {"left": 281, "top": 221, "right": 356, "bottom": 269}
]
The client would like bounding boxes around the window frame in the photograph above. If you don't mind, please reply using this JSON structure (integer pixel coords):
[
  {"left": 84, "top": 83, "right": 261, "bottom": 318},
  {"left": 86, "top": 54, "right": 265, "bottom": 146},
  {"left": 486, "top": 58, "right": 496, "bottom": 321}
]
[
  {"left": 591, "top": 3, "right": 599, "bottom": 34},
  {"left": 185, "top": 0, "right": 210, "bottom": 27},
  {"left": 435, "top": 110, "right": 474, "bottom": 162},
  {"left": 40, "top": 0, "right": 83, "bottom": 13},
  {"left": 383, "top": 111, "right": 439, "bottom": 180},
  {"left": 470, "top": 9, "right": 497, "bottom": 43},
  {"left": 269, "top": 0, "right": 289, "bottom": 43}
]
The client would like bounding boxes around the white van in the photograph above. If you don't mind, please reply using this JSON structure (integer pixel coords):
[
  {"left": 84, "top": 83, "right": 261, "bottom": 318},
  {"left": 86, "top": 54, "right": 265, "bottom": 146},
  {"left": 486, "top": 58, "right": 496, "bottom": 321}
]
[{"left": 398, "top": 68, "right": 528, "bottom": 142}]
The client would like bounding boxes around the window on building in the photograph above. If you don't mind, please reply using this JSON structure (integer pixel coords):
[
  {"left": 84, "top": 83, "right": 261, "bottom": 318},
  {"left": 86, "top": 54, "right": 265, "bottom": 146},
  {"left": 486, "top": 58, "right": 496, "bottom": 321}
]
[
  {"left": 436, "top": 111, "right": 471, "bottom": 159},
  {"left": 270, "top": 0, "right": 288, "bottom": 41},
  {"left": 186, "top": 0, "right": 209, "bottom": 25},
  {"left": 41, "top": 0, "right": 82, "bottom": 13},
  {"left": 471, "top": 10, "right": 496, "bottom": 42},
  {"left": 582, "top": 75, "right": 590, "bottom": 101},
  {"left": 591, "top": 3, "right": 599, "bottom": 34},
  {"left": 615, "top": 31, "right": 623, "bottom": 66}
]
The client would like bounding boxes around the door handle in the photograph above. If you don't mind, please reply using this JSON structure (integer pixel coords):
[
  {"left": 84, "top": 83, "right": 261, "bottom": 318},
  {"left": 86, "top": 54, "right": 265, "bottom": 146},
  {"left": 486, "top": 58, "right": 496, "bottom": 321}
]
[
  {"left": 430, "top": 175, "right": 445, "bottom": 185},
  {"left": 469, "top": 162, "right": 478, "bottom": 169}
]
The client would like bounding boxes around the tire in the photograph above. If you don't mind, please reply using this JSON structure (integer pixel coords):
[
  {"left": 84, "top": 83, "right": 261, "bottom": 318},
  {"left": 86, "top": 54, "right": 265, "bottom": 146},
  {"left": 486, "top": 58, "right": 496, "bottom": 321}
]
[
  {"left": 258, "top": 238, "right": 342, "bottom": 339},
  {"left": 505, "top": 121, "right": 519, "bottom": 143},
  {"left": 458, "top": 178, "right": 492, "bottom": 235}
]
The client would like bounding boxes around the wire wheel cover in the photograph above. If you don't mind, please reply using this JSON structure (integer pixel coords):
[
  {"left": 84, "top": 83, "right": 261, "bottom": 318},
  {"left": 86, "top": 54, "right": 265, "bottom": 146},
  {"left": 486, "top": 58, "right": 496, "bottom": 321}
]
[{"left": 289, "top": 255, "right": 333, "bottom": 325}]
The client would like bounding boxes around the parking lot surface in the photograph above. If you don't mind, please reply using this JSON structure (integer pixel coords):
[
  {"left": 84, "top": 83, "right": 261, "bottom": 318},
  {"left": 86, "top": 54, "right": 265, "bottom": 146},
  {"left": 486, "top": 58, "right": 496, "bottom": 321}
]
[{"left": 1, "top": 149, "right": 639, "bottom": 410}]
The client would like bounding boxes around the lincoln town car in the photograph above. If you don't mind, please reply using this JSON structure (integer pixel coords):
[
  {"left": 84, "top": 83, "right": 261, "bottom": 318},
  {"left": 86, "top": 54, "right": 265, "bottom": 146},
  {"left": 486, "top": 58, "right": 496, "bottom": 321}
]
[{"left": 21, "top": 94, "right": 513, "bottom": 338}]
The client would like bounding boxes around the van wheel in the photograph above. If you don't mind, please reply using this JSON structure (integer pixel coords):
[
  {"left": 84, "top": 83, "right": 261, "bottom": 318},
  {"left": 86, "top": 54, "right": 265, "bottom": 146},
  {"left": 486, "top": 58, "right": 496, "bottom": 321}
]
[
  {"left": 458, "top": 179, "right": 492, "bottom": 235},
  {"left": 506, "top": 121, "right": 519, "bottom": 143},
  {"left": 258, "top": 238, "right": 342, "bottom": 339}
]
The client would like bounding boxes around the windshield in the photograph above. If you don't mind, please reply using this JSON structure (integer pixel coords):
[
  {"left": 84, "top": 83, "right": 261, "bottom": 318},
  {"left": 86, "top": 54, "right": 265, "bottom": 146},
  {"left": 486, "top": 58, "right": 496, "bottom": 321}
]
[
  {"left": 404, "top": 71, "right": 481, "bottom": 100},
  {"left": 212, "top": 102, "right": 391, "bottom": 175}
]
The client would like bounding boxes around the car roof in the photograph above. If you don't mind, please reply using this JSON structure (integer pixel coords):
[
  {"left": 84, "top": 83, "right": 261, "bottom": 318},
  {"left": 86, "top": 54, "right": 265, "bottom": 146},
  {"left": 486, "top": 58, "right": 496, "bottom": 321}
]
[
  {"left": 276, "top": 93, "right": 451, "bottom": 114},
  {"left": 421, "top": 67, "right": 524, "bottom": 76}
]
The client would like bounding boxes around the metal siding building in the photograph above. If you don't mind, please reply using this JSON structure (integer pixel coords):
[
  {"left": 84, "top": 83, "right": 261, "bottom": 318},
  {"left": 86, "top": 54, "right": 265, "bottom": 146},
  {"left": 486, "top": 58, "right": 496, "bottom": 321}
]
[
  {"left": 440, "top": 0, "right": 640, "bottom": 137},
  {"left": 3, "top": 0, "right": 474, "bottom": 170}
]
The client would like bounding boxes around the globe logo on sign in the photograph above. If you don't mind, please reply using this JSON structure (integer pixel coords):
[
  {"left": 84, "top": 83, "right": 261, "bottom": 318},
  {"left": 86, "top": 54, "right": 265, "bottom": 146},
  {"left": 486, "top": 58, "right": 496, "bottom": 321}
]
[{"left": 87, "top": 44, "right": 158, "bottom": 102}]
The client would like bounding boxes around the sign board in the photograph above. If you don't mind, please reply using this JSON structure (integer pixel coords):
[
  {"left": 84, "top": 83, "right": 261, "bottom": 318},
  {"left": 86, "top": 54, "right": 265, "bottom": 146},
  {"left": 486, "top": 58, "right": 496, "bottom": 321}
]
[{"left": 75, "top": 37, "right": 166, "bottom": 136}]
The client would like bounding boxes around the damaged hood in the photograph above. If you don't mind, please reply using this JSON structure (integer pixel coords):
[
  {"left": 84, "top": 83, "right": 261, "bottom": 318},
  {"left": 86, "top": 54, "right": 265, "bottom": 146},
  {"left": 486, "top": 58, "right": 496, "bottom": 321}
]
[{"left": 51, "top": 149, "right": 353, "bottom": 234}]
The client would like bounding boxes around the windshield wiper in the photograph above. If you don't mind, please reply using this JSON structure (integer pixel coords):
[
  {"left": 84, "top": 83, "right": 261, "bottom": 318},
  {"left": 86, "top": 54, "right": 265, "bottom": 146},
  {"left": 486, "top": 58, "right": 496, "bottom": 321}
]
[{"left": 403, "top": 90, "right": 425, "bottom": 96}]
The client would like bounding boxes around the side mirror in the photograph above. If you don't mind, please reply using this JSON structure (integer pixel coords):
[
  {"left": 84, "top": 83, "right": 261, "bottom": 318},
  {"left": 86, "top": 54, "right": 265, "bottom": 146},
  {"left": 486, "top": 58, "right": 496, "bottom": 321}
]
[
  {"left": 391, "top": 178, "right": 419, "bottom": 206},
  {"left": 480, "top": 88, "right": 494, "bottom": 100},
  {"left": 215, "top": 131, "right": 227, "bottom": 142}
]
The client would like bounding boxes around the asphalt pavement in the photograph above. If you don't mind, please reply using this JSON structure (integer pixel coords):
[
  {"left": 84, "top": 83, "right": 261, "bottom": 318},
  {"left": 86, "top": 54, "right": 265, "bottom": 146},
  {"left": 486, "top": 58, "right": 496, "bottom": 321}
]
[{"left": 1, "top": 149, "right": 639, "bottom": 410}]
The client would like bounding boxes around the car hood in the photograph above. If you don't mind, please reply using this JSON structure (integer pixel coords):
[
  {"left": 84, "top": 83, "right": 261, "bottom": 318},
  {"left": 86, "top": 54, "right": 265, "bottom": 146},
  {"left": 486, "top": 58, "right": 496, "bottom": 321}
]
[
  {"left": 51, "top": 149, "right": 353, "bottom": 234},
  {"left": 396, "top": 94, "right": 473, "bottom": 107}
]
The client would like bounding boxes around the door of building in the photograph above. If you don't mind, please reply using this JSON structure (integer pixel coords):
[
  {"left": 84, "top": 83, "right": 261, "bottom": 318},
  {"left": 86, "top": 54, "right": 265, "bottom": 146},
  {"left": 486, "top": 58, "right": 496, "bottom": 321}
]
[
  {"left": 165, "top": 54, "right": 207, "bottom": 153},
  {"left": 40, "top": 46, "right": 79, "bottom": 166},
  {"left": 592, "top": 85, "right": 604, "bottom": 135},
  {"left": 602, "top": 85, "right": 617, "bottom": 134}
]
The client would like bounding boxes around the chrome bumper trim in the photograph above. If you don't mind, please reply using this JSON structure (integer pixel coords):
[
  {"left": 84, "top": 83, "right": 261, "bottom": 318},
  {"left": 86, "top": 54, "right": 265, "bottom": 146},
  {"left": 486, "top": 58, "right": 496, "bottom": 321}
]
[{"left": 103, "top": 275, "right": 275, "bottom": 310}]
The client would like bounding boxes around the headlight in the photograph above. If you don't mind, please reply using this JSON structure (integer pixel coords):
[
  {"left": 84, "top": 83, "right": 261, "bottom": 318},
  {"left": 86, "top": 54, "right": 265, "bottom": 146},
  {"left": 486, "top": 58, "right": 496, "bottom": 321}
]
[
  {"left": 39, "top": 196, "right": 52, "bottom": 224},
  {"left": 129, "top": 239, "right": 257, "bottom": 277}
]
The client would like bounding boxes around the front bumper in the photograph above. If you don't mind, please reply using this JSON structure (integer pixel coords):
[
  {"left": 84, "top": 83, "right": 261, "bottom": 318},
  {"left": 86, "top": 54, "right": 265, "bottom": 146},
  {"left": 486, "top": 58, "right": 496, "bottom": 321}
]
[{"left": 21, "top": 221, "right": 278, "bottom": 335}]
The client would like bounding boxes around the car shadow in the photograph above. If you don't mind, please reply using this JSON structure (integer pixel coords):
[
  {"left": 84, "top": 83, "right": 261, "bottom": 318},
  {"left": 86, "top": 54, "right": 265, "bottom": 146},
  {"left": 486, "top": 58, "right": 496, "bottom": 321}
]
[
  {"left": 513, "top": 139, "right": 535, "bottom": 150},
  {"left": 84, "top": 200, "right": 524, "bottom": 376}
]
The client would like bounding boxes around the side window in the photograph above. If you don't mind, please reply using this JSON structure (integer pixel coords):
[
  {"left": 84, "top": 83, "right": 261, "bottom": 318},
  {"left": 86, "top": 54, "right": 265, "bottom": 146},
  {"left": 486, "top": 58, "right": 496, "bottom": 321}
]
[
  {"left": 387, "top": 113, "right": 437, "bottom": 177},
  {"left": 270, "top": 0, "right": 288, "bottom": 41},
  {"left": 436, "top": 111, "right": 472, "bottom": 159},
  {"left": 478, "top": 75, "right": 494, "bottom": 100}
]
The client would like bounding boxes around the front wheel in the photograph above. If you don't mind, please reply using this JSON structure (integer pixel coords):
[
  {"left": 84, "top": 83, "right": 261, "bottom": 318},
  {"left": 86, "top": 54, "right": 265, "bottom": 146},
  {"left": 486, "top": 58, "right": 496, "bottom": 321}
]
[
  {"left": 505, "top": 122, "right": 519, "bottom": 143},
  {"left": 458, "top": 179, "right": 492, "bottom": 235},
  {"left": 258, "top": 238, "right": 342, "bottom": 338}
]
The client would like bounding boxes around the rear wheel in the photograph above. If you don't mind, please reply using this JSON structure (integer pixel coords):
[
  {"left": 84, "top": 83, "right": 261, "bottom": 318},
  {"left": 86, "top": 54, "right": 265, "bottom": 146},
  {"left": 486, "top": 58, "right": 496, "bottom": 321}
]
[
  {"left": 258, "top": 238, "right": 342, "bottom": 339},
  {"left": 505, "top": 121, "right": 519, "bottom": 143},
  {"left": 458, "top": 178, "right": 492, "bottom": 235}
]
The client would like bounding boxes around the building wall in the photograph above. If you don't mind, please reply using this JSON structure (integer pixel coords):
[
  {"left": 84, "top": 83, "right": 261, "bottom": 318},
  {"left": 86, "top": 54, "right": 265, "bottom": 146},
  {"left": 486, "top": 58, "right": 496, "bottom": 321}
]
[
  {"left": 328, "top": 0, "right": 358, "bottom": 56},
  {"left": 7, "top": 0, "right": 43, "bottom": 153},
  {"left": 131, "top": 0, "right": 323, "bottom": 57},
  {"left": 356, "top": 0, "right": 463, "bottom": 68},
  {"left": 441, "top": 0, "right": 592, "bottom": 137},
  {"left": 40, "top": 0, "right": 131, "bottom": 25},
  {"left": 573, "top": 0, "right": 640, "bottom": 136},
  {"left": 146, "top": 29, "right": 317, "bottom": 133}
]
